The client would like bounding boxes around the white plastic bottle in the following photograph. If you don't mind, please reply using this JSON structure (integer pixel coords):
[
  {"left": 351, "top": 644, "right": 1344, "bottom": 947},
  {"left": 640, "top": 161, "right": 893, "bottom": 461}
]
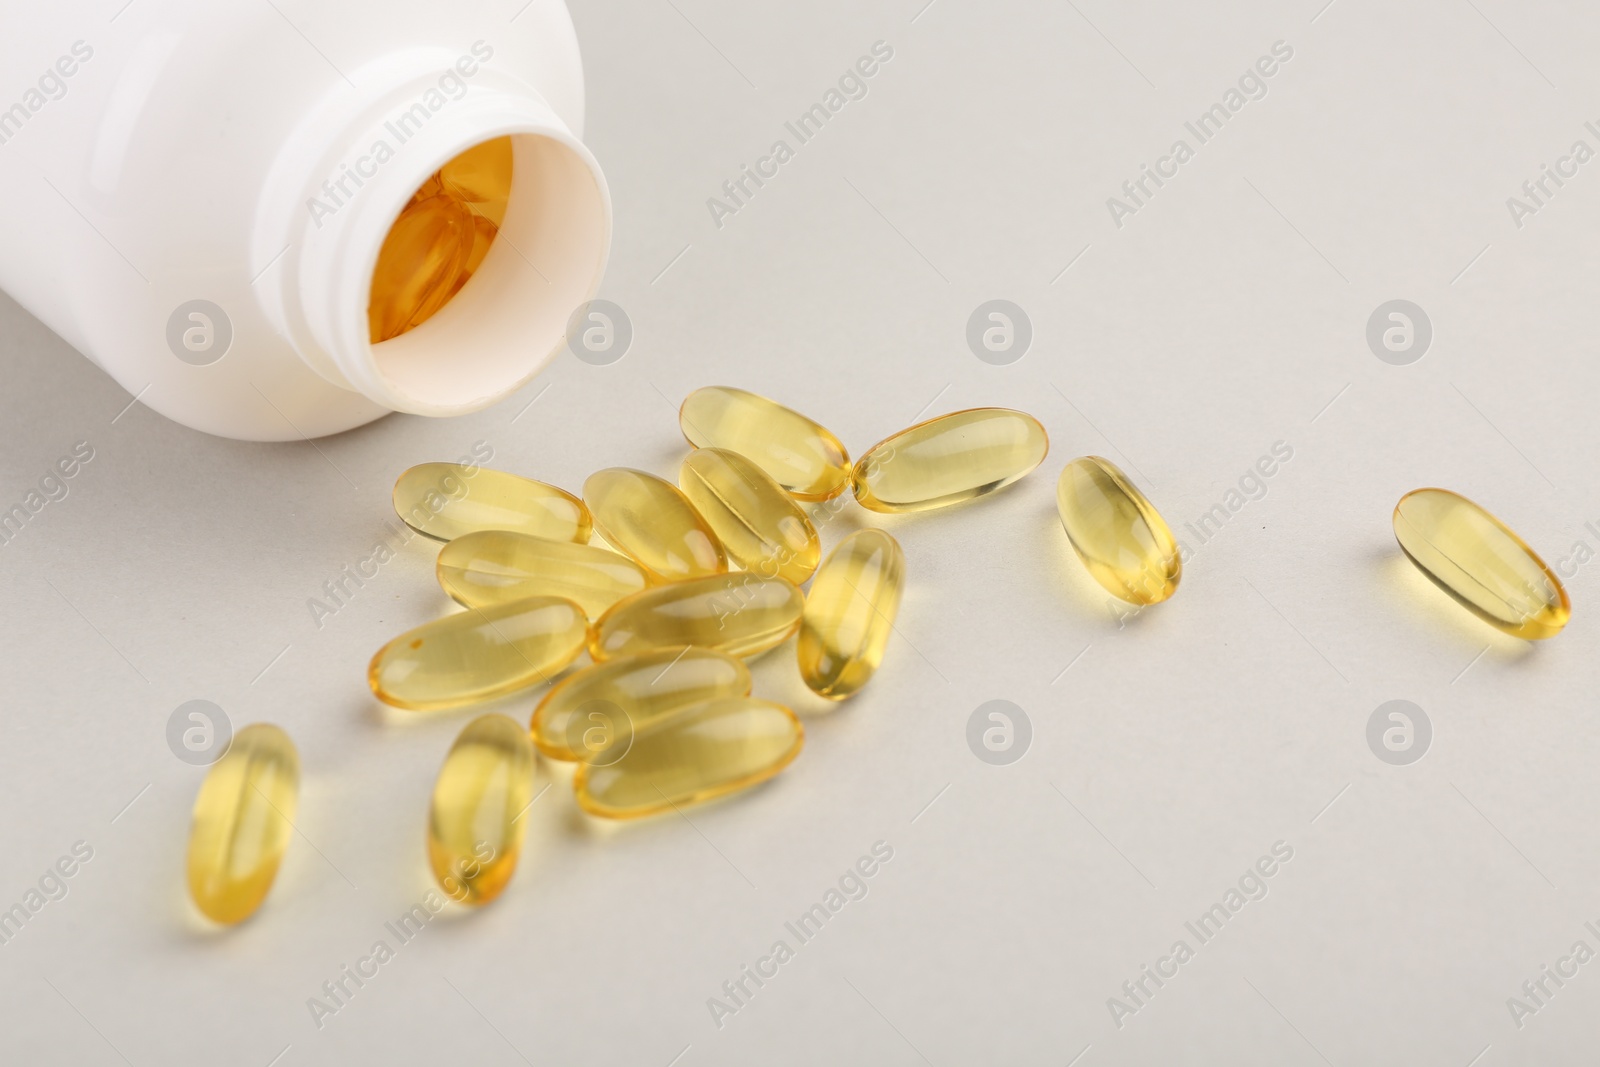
[{"left": 0, "top": 0, "right": 609, "bottom": 440}]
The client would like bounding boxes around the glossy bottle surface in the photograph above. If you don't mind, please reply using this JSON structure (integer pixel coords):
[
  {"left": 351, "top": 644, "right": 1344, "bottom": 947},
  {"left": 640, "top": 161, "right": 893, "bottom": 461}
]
[
  {"left": 798, "top": 530, "right": 905, "bottom": 700},
  {"left": 427, "top": 714, "right": 534, "bottom": 906},
  {"left": 393, "top": 463, "right": 591, "bottom": 544},
  {"left": 852, "top": 408, "right": 1049, "bottom": 512},
  {"left": 186, "top": 724, "right": 300, "bottom": 925},
  {"left": 591, "top": 574, "right": 804, "bottom": 660},
  {"left": 1393, "top": 488, "right": 1569, "bottom": 639},
  {"left": 583, "top": 468, "right": 727, "bottom": 581},
  {"left": 531, "top": 647, "right": 752, "bottom": 762},
  {"left": 679, "top": 448, "right": 821, "bottom": 584},
  {"left": 437, "top": 530, "right": 650, "bottom": 618},
  {"left": 1056, "top": 456, "right": 1181, "bottom": 605},
  {"left": 369, "top": 597, "right": 588, "bottom": 710},
  {"left": 679, "top": 386, "right": 851, "bottom": 500},
  {"left": 574, "top": 697, "right": 803, "bottom": 819}
]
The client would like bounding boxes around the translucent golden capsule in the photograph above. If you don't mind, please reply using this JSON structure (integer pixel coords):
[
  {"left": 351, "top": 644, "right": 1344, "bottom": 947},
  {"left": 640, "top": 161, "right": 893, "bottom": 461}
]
[
  {"left": 408, "top": 173, "right": 445, "bottom": 206},
  {"left": 798, "top": 530, "right": 904, "bottom": 700},
  {"left": 447, "top": 213, "right": 501, "bottom": 299},
  {"left": 574, "top": 697, "right": 803, "bottom": 819},
  {"left": 368, "top": 597, "right": 588, "bottom": 711},
  {"left": 186, "top": 724, "right": 299, "bottom": 925},
  {"left": 679, "top": 448, "right": 821, "bottom": 584},
  {"left": 583, "top": 467, "right": 726, "bottom": 581},
  {"left": 438, "top": 135, "right": 513, "bottom": 206},
  {"left": 1393, "top": 488, "right": 1570, "bottom": 640},
  {"left": 393, "top": 463, "right": 591, "bottom": 543},
  {"left": 368, "top": 192, "right": 473, "bottom": 342},
  {"left": 437, "top": 530, "right": 650, "bottom": 618},
  {"left": 1055, "top": 456, "right": 1181, "bottom": 605},
  {"left": 531, "top": 647, "right": 752, "bottom": 762},
  {"left": 427, "top": 714, "right": 534, "bottom": 906},
  {"left": 852, "top": 408, "right": 1049, "bottom": 512},
  {"left": 591, "top": 574, "right": 803, "bottom": 661},
  {"left": 370, "top": 137, "right": 512, "bottom": 340},
  {"left": 679, "top": 386, "right": 851, "bottom": 500}
]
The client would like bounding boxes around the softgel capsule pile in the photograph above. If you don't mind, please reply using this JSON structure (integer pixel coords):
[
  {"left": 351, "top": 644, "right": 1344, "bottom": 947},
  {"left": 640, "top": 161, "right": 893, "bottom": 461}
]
[
  {"left": 328, "top": 386, "right": 1056, "bottom": 911},
  {"left": 184, "top": 384, "right": 1578, "bottom": 924}
]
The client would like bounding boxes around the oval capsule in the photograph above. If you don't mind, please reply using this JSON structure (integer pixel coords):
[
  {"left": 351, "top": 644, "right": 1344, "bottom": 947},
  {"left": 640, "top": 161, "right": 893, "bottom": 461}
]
[
  {"left": 427, "top": 714, "right": 534, "bottom": 906},
  {"left": 1056, "top": 456, "right": 1181, "bottom": 605},
  {"left": 591, "top": 574, "right": 803, "bottom": 661},
  {"left": 1392, "top": 488, "right": 1569, "bottom": 639},
  {"left": 186, "top": 723, "right": 299, "bottom": 925},
  {"left": 798, "top": 530, "right": 905, "bottom": 700},
  {"left": 531, "top": 647, "right": 752, "bottom": 762},
  {"left": 679, "top": 386, "right": 851, "bottom": 500},
  {"left": 369, "top": 193, "right": 473, "bottom": 341},
  {"left": 368, "top": 596, "right": 588, "bottom": 710},
  {"left": 574, "top": 697, "right": 803, "bottom": 819},
  {"left": 438, "top": 135, "right": 513, "bottom": 205},
  {"left": 852, "top": 408, "right": 1049, "bottom": 512},
  {"left": 679, "top": 448, "right": 821, "bottom": 584},
  {"left": 393, "top": 463, "right": 590, "bottom": 543},
  {"left": 583, "top": 468, "right": 726, "bottom": 581},
  {"left": 437, "top": 531, "right": 650, "bottom": 618}
]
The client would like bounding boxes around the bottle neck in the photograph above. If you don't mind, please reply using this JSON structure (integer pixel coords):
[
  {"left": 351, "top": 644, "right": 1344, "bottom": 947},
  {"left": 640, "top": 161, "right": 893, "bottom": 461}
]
[{"left": 256, "top": 50, "right": 610, "bottom": 416}]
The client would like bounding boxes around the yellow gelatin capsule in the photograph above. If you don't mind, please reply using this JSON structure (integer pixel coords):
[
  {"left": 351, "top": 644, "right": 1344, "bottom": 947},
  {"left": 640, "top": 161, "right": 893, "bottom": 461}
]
[
  {"left": 427, "top": 714, "right": 534, "bottom": 906},
  {"left": 369, "top": 597, "right": 588, "bottom": 711},
  {"left": 1393, "top": 488, "right": 1570, "bottom": 640},
  {"left": 591, "top": 574, "right": 803, "bottom": 661},
  {"left": 852, "top": 407, "right": 1049, "bottom": 513},
  {"left": 574, "top": 697, "right": 803, "bottom": 819},
  {"left": 679, "top": 448, "right": 821, "bottom": 585},
  {"left": 437, "top": 530, "right": 650, "bottom": 618},
  {"left": 370, "top": 138, "right": 512, "bottom": 341},
  {"left": 393, "top": 463, "right": 591, "bottom": 544},
  {"left": 583, "top": 468, "right": 726, "bottom": 581},
  {"left": 1055, "top": 456, "right": 1181, "bottom": 605},
  {"left": 679, "top": 386, "right": 851, "bottom": 500},
  {"left": 186, "top": 724, "right": 299, "bottom": 925},
  {"left": 446, "top": 213, "right": 502, "bottom": 299},
  {"left": 438, "top": 135, "right": 513, "bottom": 205},
  {"left": 798, "top": 529, "right": 905, "bottom": 700},
  {"left": 368, "top": 192, "right": 473, "bottom": 342},
  {"left": 531, "top": 647, "right": 752, "bottom": 762}
]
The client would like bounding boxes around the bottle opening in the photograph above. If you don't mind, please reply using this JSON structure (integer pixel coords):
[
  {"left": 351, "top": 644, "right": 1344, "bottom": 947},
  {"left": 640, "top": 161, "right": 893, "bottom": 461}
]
[
  {"left": 362, "top": 130, "right": 608, "bottom": 414},
  {"left": 368, "top": 136, "right": 512, "bottom": 343}
]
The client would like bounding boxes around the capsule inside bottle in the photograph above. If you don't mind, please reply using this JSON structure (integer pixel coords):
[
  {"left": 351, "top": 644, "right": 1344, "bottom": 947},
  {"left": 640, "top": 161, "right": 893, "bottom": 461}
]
[
  {"left": 852, "top": 408, "right": 1049, "bottom": 512},
  {"left": 591, "top": 573, "right": 803, "bottom": 661},
  {"left": 186, "top": 723, "right": 300, "bottom": 925},
  {"left": 1392, "top": 487, "right": 1569, "bottom": 640},
  {"left": 798, "top": 529, "right": 905, "bottom": 700},
  {"left": 574, "top": 697, "right": 803, "bottom": 819},
  {"left": 1055, "top": 456, "right": 1180, "bottom": 605},
  {"left": 427, "top": 713, "right": 535, "bottom": 906},
  {"left": 370, "top": 136, "right": 512, "bottom": 342}
]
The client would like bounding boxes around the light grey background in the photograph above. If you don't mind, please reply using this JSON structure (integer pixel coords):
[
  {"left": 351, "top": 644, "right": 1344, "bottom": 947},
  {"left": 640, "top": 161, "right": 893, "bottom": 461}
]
[{"left": 3, "top": 0, "right": 1599, "bottom": 1063}]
